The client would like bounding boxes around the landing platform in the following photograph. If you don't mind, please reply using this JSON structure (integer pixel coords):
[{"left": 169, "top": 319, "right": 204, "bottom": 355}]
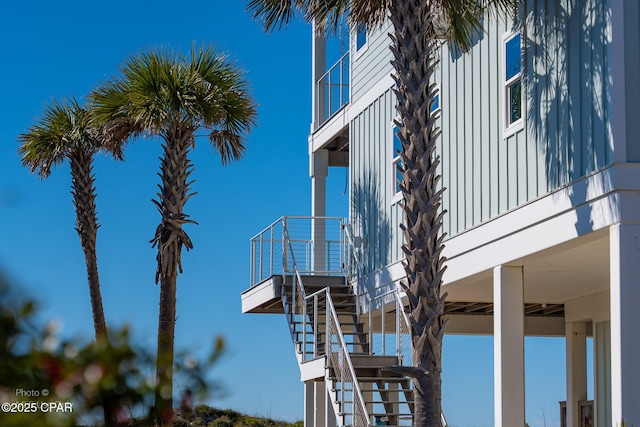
[{"left": 241, "top": 274, "right": 347, "bottom": 314}]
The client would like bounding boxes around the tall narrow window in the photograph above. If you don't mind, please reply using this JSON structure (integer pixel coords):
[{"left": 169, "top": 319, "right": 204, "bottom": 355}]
[
  {"left": 504, "top": 32, "right": 523, "bottom": 136},
  {"left": 356, "top": 24, "right": 367, "bottom": 51},
  {"left": 392, "top": 92, "right": 439, "bottom": 202},
  {"left": 392, "top": 125, "right": 403, "bottom": 199},
  {"left": 390, "top": 124, "right": 402, "bottom": 203}
]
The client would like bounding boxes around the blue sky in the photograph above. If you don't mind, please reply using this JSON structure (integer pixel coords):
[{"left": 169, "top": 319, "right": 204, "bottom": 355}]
[{"left": 0, "top": 1, "right": 583, "bottom": 426}]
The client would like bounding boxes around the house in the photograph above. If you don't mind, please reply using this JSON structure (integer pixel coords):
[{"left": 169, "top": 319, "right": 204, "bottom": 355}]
[{"left": 241, "top": 1, "right": 640, "bottom": 426}]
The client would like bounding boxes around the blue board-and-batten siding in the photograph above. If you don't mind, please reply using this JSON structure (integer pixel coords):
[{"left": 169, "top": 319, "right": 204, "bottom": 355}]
[{"left": 348, "top": 0, "right": 612, "bottom": 274}]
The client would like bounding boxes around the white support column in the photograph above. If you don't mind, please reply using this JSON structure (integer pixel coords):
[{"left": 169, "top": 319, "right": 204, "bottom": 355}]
[
  {"left": 311, "top": 149, "right": 328, "bottom": 272},
  {"left": 493, "top": 265, "right": 525, "bottom": 427},
  {"left": 305, "top": 380, "right": 337, "bottom": 427},
  {"left": 324, "top": 386, "right": 336, "bottom": 427},
  {"left": 610, "top": 223, "right": 640, "bottom": 426},
  {"left": 594, "top": 321, "right": 611, "bottom": 427},
  {"left": 315, "top": 381, "right": 326, "bottom": 427},
  {"left": 304, "top": 381, "right": 315, "bottom": 427},
  {"left": 311, "top": 23, "right": 327, "bottom": 132},
  {"left": 565, "top": 322, "right": 587, "bottom": 427}
]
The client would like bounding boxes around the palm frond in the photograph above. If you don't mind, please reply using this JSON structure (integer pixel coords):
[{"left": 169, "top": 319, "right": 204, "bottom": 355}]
[
  {"left": 344, "top": 0, "right": 390, "bottom": 31},
  {"left": 246, "top": 0, "right": 390, "bottom": 34},
  {"left": 482, "top": 0, "right": 519, "bottom": 17},
  {"left": 18, "top": 98, "right": 97, "bottom": 178},
  {"left": 438, "top": 0, "right": 485, "bottom": 52},
  {"left": 246, "top": 0, "right": 308, "bottom": 32},
  {"left": 93, "top": 44, "right": 257, "bottom": 164}
]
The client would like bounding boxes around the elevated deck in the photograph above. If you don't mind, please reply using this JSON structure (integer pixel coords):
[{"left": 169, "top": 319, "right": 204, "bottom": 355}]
[{"left": 242, "top": 274, "right": 348, "bottom": 314}]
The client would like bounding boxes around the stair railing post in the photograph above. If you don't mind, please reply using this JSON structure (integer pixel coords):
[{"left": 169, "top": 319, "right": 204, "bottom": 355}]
[
  {"left": 381, "top": 298, "right": 386, "bottom": 356},
  {"left": 250, "top": 237, "right": 256, "bottom": 286},
  {"left": 259, "top": 232, "right": 264, "bottom": 282},
  {"left": 396, "top": 295, "right": 402, "bottom": 364},
  {"left": 313, "top": 293, "right": 318, "bottom": 358},
  {"left": 282, "top": 217, "right": 288, "bottom": 273},
  {"left": 368, "top": 296, "right": 373, "bottom": 356},
  {"left": 302, "top": 288, "right": 307, "bottom": 362},
  {"left": 269, "top": 223, "right": 274, "bottom": 277}
]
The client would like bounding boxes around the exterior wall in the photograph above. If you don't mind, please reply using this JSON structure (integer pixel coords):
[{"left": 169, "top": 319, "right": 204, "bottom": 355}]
[
  {"left": 351, "top": 20, "right": 394, "bottom": 103},
  {"left": 437, "top": 0, "right": 612, "bottom": 237},
  {"left": 349, "top": 0, "right": 614, "bottom": 275},
  {"left": 350, "top": 88, "right": 402, "bottom": 273},
  {"left": 614, "top": 0, "right": 640, "bottom": 162}
]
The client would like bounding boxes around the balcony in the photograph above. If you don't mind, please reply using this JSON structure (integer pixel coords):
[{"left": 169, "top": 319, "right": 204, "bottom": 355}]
[
  {"left": 315, "top": 52, "right": 349, "bottom": 129},
  {"left": 242, "top": 216, "right": 348, "bottom": 314}
]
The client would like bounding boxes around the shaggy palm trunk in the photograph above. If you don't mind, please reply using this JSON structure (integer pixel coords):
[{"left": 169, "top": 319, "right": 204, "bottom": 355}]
[
  {"left": 69, "top": 149, "right": 116, "bottom": 426},
  {"left": 152, "top": 123, "right": 196, "bottom": 427},
  {"left": 389, "top": 1, "right": 448, "bottom": 426}
]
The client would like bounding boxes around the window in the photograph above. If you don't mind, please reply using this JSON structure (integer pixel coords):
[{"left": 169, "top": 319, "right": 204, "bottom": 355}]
[
  {"left": 356, "top": 24, "right": 367, "bottom": 52},
  {"left": 392, "top": 126, "right": 403, "bottom": 198},
  {"left": 431, "top": 93, "right": 440, "bottom": 114},
  {"left": 503, "top": 31, "right": 523, "bottom": 136}
]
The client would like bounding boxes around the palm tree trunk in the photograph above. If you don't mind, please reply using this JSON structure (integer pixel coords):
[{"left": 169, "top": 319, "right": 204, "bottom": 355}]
[
  {"left": 389, "top": 1, "right": 448, "bottom": 425},
  {"left": 70, "top": 150, "right": 108, "bottom": 340},
  {"left": 69, "top": 150, "right": 117, "bottom": 426},
  {"left": 152, "top": 123, "right": 196, "bottom": 427}
]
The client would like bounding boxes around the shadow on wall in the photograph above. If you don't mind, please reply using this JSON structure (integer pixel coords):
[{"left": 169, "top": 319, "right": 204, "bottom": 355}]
[
  {"left": 351, "top": 169, "right": 392, "bottom": 278},
  {"left": 523, "top": 0, "right": 613, "bottom": 234}
]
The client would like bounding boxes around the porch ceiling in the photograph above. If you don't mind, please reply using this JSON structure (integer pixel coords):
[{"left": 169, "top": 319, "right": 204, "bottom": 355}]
[{"left": 443, "top": 228, "right": 609, "bottom": 305}]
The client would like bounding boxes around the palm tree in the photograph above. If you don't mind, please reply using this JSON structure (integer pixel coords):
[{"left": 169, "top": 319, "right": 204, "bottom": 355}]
[
  {"left": 91, "top": 45, "right": 257, "bottom": 426},
  {"left": 18, "top": 98, "right": 122, "bottom": 426},
  {"left": 246, "top": 1, "right": 516, "bottom": 425}
]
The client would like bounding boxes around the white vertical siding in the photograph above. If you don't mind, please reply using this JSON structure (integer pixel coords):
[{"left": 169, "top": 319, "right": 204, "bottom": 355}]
[
  {"left": 350, "top": 89, "right": 399, "bottom": 272},
  {"left": 349, "top": 0, "right": 612, "bottom": 274},
  {"left": 434, "top": 0, "right": 611, "bottom": 237},
  {"left": 351, "top": 21, "right": 394, "bottom": 103}
]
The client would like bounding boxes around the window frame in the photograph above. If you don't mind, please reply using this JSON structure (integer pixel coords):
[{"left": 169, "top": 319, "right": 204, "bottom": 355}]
[
  {"left": 390, "top": 122, "right": 403, "bottom": 205},
  {"left": 354, "top": 24, "right": 368, "bottom": 59},
  {"left": 502, "top": 30, "right": 524, "bottom": 138}
]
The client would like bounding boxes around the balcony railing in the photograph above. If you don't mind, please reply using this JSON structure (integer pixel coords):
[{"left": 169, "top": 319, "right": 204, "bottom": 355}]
[
  {"left": 316, "top": 52, "right": 350, "bottom": 128},
  {"left": 249, "top": 216, "right": 347, "bottom": 287}
]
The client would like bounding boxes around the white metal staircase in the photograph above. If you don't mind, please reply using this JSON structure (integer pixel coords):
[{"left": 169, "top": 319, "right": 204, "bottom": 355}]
[{"left": 247, "top": 217, "right": 434, "bottom": 427}]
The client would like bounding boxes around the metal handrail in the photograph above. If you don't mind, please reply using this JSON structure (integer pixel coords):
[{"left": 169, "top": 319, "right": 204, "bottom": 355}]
[
  {"left": 276, "top": 219, "right": 368, "bottom": 425},
  {"left": 326, "top": 290, "right": 370, "bottom": 426},
  {"left": 316, "top": 51, "right": 350, "bottom": 127},
  {"left": 394, "top": 288, "right": 413, "bottom": 366},
  {"left": 283, "top": 223, "right": 308, "bottom": 314},
  {"left": 342, "top": 223, "right": 364, "bottom": 279},
  {"left": 250, "top": 216, "right": 346, "bottom": 287}
]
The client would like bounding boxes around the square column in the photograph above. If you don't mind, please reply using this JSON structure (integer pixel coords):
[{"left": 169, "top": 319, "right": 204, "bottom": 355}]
[
  {"left": 565, "top": 322, "right": 587, "bottom": 427},
  {"left": 594, "top": 321, "right": 611, "bottom": 427},
  {"left": 304, "top": 380, "right": 336, "bottom": 427},
  {"left": 311, "top": 150, "right": 328, "bottom": 271},
  {"left": 304, "top": 381, "right": 314, "bottom": 427},
  {"left": 311, "top": 23, "right": 327, "bottom": 131},
  {"left": 494, "top": 265, "right": 525, "bottom": 427},
  {"left": 610, "top": 223, "right": 640, "bottom": 425}
]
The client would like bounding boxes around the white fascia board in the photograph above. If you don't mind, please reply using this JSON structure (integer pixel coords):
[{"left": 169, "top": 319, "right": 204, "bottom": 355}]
[
  {"left": 347, "top": 73, "right": 395, "bottom": 122},
  {"left": 442, "top": 163, "right": 640, "bottom": 284},
  {"left": 309, "top": 107, "right": 349, "bottom": 153},
  {"left": 300, "top": 356, "right": 326, "bottom": 381},
  {"left": 308, "top": 73, "right": 395, "bottom": 154},
  {"left": 241, "top": 278, "right": 278, "bottom": 314}
]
